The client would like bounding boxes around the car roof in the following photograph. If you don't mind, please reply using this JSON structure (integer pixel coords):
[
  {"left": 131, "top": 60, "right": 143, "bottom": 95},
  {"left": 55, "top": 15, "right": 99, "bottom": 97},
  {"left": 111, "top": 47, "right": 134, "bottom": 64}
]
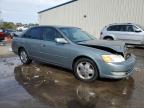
[
  {"left": 102, "top": 23, "right": 139, "bottom": 30},
  {"left": 31, "top": 25, "right": 80, "bottom": 29},
  {"left": 108, "top": 23, "right": 137, "bottom": 26}
]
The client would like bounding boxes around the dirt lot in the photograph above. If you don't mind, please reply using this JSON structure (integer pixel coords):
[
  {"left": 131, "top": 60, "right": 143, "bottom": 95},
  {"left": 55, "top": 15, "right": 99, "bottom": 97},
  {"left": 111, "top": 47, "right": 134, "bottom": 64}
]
[
  {"left": 0, "top": 45, "right": 144, "bottom": 108},
  {"left": 0, "top": 43, "right": 14, "bottom": 57}
]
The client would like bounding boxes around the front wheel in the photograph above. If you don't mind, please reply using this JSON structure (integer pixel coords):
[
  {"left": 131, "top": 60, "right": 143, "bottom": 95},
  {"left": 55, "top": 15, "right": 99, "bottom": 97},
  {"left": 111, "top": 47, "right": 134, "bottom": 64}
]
[
  {"left": 74, "top": 58, "right": 99, "bottom": 82},
  {"left": 19, "top": 49, "right": 32, "bottom": 64}
]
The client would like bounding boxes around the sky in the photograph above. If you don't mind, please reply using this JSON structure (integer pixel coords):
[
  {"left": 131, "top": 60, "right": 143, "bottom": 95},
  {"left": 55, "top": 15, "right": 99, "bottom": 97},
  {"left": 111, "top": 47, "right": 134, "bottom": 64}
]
[{"left": 0, "top": 0, "right": 70, "bottom": 24}]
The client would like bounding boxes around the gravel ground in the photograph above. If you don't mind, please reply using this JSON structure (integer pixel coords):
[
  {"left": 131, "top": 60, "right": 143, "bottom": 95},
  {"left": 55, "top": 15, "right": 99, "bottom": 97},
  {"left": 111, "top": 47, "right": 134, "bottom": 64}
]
[{"left": 0, "top": 43, "right": 15, "bottom": 57}]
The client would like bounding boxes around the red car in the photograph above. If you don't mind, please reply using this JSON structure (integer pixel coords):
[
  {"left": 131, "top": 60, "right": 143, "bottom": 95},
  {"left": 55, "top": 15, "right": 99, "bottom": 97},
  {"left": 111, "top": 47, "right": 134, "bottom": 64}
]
[{"left": 0, "top": 29, "right": 5, "bottom": 40}]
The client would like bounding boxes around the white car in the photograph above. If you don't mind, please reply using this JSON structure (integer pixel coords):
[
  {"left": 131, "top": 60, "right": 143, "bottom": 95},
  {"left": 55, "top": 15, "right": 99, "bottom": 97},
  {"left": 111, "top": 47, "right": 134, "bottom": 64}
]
[
  {"left": 17, "top": 26, "right": 28, "bottom": 31},
  {"left": 100, "top": 23, "right": 144, "bottom": 45}
]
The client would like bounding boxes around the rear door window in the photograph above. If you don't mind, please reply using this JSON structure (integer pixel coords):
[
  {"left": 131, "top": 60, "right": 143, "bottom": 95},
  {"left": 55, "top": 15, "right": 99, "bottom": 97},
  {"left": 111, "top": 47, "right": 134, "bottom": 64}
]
[
  {"left": 22, "top": 30, "right": 31, "bottom": 38},
  {"left": 107, "top": 25, "right": 120, "bottom": 31},
  {"left": 107, "top": 25, "right": 127, "bottom": 32},
  {"left": 23, "top": 27, "right": 43, "bottom": 40}
]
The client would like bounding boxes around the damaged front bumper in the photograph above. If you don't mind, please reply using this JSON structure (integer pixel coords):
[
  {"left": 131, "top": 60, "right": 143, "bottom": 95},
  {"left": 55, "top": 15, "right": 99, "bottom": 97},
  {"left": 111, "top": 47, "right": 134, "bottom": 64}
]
[{"left": 99, "top": 54, "right": 136, "bottom": 79}]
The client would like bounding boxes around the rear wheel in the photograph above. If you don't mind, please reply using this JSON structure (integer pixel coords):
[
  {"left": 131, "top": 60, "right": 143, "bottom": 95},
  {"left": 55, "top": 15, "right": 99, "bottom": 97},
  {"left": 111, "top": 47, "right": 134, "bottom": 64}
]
[
  {"left": 74, "top": 58, "right": 99, "bottom": 82},
  {"left": 19, "top": 49, "right": 32, "bottom": 64}
]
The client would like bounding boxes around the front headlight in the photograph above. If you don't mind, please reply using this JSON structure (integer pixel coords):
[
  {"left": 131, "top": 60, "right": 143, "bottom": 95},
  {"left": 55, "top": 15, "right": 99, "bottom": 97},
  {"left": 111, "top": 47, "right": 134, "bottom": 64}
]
[{"left": 102, "top": 55, "right": 125, "bottom": 63}]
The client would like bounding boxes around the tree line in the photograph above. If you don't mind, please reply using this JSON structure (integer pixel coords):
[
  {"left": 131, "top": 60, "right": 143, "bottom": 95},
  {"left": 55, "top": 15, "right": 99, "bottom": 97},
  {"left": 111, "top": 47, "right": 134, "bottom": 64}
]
[{"left": 0, "top": 22, "right": 38, "bottom": 30}]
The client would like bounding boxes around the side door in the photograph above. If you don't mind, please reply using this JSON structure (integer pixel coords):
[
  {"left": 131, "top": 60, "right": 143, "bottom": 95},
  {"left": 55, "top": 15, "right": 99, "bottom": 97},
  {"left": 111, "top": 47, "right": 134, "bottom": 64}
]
[
  {"left": 40, "top": 27, "right": 71, "bottom": 67},
  {"left": 106, "top": 25, "right": 124, "bottom": 40},
  {"left": 110, "top": 25, "right": 128, "bottom": 41},
  {"left": 22, "top": 27, "right": 45, "bottom": 59}
]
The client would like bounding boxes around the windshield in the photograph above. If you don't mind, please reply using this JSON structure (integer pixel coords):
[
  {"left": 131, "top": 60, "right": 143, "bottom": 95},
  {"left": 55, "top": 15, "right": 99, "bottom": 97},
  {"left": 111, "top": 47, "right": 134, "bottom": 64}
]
[{"left": 60, "top": 28, "right": 96, "bottom": 43}]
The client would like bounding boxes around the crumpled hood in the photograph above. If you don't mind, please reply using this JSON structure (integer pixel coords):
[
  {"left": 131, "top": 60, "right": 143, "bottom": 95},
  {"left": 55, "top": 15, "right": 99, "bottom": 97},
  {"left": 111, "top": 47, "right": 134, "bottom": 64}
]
[{"left": 78, "top": 40, "right": 126, "bottom": 53}]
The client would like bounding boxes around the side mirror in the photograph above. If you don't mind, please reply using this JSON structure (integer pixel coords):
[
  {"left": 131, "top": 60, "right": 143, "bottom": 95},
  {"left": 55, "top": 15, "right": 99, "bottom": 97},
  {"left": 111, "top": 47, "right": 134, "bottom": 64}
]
[
  {"left": 135, "top": 29, "right": 142, "bottom": 33},
  {"left": 55, "top": 38, "right": 68, "bottom": 44}
]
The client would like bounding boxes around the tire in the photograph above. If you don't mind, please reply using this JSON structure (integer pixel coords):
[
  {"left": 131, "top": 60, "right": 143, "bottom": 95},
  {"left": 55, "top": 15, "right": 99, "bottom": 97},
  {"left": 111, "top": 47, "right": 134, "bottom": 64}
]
[
  {"left": 104, "top": 37, "right": 113, "bottom": 40},
  {"left": 73, "top": 58, "right": 99, "bottom": 82},
  {"left": 19, "top": 48, "right": 32, "bottom": 64}
]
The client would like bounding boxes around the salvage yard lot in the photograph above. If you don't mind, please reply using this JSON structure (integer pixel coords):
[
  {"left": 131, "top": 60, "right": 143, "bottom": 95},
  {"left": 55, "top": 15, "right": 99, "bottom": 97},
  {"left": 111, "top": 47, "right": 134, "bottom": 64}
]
[
  {"left": 0, "top": 44, "right": 14, "bottom": 57},
  {"left": 0, "top": 44, "right": 144, "bottom": 108}
]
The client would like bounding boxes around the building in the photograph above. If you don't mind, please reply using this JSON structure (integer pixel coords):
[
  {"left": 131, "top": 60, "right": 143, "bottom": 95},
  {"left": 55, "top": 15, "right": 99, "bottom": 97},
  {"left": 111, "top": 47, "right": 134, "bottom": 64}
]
[{"left": 38, "top": 0, "right": 144, "bottom": 37}]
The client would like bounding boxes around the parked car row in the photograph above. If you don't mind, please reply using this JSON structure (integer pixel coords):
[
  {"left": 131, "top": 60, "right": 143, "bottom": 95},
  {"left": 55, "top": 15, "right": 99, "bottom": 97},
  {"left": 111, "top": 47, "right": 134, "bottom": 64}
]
[
  {"left": 100, "top": 23, "right": 144, "bottom": 45},
  {"left": 12, "top": 26, "right": 136, "bottom": 82},
  {"left": 0, "top": 29, "right": 16, "bottom": 40}
]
